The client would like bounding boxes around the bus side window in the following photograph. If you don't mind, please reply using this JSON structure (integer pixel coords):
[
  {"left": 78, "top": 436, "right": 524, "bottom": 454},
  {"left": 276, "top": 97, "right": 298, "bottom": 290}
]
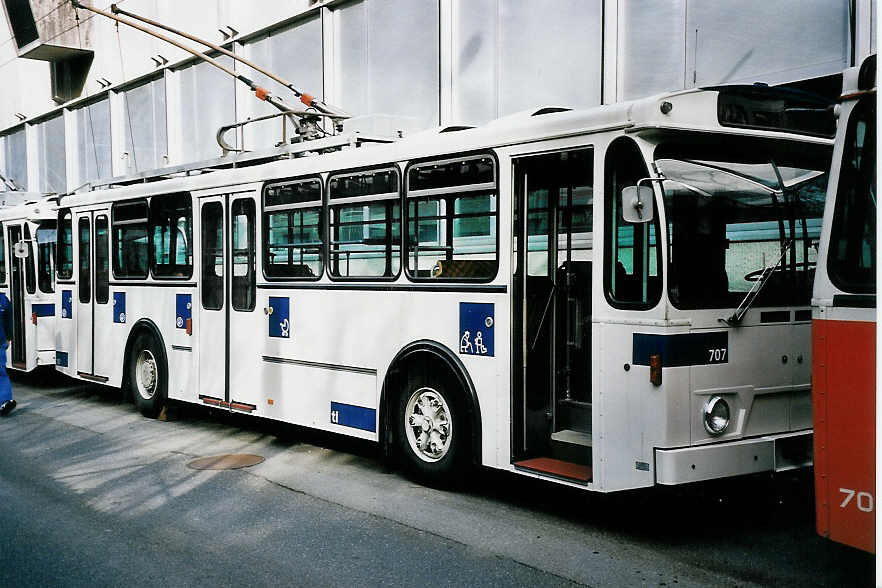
[
  {"left": 405, "top": 155, "right": 498, "bottom": 281},
  {"left": 36, "top": 224, "right": 55, "bottom": 293},
  {"left": 231, "top": 198, "right": 255, "bottom": 311},
  {"left": 23, "top": 225, "right": 35, "bottom": 294},
  {"left": 95, "top": 215, "right": 109, "bottom": 304},
  {"left": 57, "top": 210, "right": 73, "bottom": 280},
  {"left": 201, "top": 202, "right": 224, "bottom": 311},
  {"left": 604, "top": 137, "right": 661, "bottom": 308},
  {"left": 112, "top": 200, "right": 149, "bottom": 279},
  {"left": 263, "top": 178, "right": 323, "bottom": 279},
  {"left": 150, "top": 192, "right": 193, "bottom": 279},
  {"left": 78, "top": 217, "right": 90, "bottom": 304},
  {"left": 328, "top": 168, "right": 401, "bottom": 279}
]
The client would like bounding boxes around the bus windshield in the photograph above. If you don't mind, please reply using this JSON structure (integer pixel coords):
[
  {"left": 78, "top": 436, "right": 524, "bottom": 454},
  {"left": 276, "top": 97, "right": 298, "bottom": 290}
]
[{"left": 658, "top": 156, "right": 827, "bottom": 310}]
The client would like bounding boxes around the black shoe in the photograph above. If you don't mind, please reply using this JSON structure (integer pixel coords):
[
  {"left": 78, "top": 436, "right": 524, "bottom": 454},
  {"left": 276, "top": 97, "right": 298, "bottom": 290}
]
[{"left": 0, "top": 399, "right": 15, "bottom": 416}]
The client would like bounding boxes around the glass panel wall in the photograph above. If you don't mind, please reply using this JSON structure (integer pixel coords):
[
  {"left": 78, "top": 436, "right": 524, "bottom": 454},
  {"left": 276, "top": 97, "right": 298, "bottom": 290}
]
[
  {"left": 177, "top": 56, "right": 236, "bottom": 163},
  {"left": 75, "top": 97, "right": 112, "bottom": 185},
  {"left": 38, "top": 114, "right": 66, "bottom": 193},
  {"left": 1, "top": 127, "right": 27, "bottom": 191},
  {"left": 335, "top": 0, "right": 439, "bottom": 134},
  {"left": 122, "top": 77, "right": 168, "bottom": 175},
  {"left": 453, "top": 0, "right": 602, "bottom": 125},
  {"left": 242, "top": 15, "right": 323, "bottom": 150}
]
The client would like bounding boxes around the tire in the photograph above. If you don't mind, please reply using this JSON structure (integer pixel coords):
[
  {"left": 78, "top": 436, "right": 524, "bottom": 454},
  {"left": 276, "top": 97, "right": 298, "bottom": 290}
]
[
  {"left": 128, "top": 332, "right": 167, "bottom": 418},
  {"left": 395, "top": 367, "right": 470, "bottom": 485}
]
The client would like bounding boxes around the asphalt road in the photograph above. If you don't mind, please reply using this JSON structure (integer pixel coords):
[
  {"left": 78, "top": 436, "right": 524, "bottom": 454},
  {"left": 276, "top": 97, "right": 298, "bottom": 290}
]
[{"left": 0, "top": 370, "right": 874, "bottom": 587}]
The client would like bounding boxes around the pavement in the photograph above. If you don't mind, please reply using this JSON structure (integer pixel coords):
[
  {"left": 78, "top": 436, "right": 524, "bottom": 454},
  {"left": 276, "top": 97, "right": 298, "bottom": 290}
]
[{"left": 0, "top": 370, "right": 874, "bottom": 587}]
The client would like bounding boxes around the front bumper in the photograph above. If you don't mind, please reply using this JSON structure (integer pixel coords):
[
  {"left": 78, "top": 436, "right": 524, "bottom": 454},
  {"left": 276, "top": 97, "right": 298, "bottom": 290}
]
[{"left": 654, "top": 430, "right": 812, "bottom": 485}]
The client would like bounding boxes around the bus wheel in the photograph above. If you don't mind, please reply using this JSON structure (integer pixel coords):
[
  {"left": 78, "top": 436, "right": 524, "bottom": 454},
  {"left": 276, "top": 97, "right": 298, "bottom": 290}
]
[
  {"left": 396, "top": 371, "right": 469, "bottom": 485},
  {"left": 129, "top": 333, "right": 167, "bottom": 418}
]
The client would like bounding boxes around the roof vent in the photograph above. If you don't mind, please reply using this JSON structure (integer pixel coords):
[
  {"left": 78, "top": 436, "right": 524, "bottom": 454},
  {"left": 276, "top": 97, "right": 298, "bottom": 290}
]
[{"left": 531, "top": 107, "right": 572, "bottom": 116}]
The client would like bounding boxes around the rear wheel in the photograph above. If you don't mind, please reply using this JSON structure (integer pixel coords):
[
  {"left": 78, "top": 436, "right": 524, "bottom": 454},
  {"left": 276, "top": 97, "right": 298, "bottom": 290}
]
[
  {"left": 128, "top": 333, "right": 167, "bottom": 418},
  {"left": 396, "top": 369, "right": 470, "bottom": 485}
]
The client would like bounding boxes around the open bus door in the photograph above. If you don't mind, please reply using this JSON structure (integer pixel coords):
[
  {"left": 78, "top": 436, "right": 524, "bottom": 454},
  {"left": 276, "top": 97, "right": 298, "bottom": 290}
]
[{"left": 512, "top": 148, "right": 594, "bottom": 484}]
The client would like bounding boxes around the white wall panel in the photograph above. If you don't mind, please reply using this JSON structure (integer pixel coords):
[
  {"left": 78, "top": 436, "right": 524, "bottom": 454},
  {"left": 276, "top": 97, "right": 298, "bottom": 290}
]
[
  {"left": 75, "top": 97, "right": 112, "bottom": 185},
  {"left": 619, "top": 0, "right": 685, "bottom": 100},
  {"left": 121, "top": 76, "right": 168, "bottom": 174},
  {"left": 1, "top": 126, "right": 27, "bottom": 190},
  {"left": 36, "top": 114, "right": 66, "bottom": 193},
  {"left": 176, "top": 56, "right": 235, "bottom": 163}
]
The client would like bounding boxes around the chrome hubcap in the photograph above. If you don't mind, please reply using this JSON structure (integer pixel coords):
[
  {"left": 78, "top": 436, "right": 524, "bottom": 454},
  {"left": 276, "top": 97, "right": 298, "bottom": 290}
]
[
  {"left": 404, "top": 387, "right": 452, "bottom": 463},
  {"left": 135, "top": 349, "right": 158, "bottom": 400}
]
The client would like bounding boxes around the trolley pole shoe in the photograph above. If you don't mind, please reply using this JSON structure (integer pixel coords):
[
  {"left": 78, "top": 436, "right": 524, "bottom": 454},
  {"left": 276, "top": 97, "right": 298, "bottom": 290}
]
[{"left": 0, "top": 399, "right": 16, "bottom": 416}]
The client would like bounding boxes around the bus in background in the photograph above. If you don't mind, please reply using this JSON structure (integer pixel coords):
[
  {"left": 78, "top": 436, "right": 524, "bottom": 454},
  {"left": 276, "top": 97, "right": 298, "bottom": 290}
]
[
  {"left": 55, "top": 83, "right": 833, "bottom": 492},
  {"left": 0, "top": 195, "right": 58, "bottom": 372},
  {"left": 812, "top": 54, "right": 876, "bottom": 553}
]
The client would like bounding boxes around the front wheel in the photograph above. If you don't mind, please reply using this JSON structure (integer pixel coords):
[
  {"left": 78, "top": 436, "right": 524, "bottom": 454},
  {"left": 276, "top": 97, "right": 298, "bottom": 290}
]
[
  {"left": 396, "top": 371, "right": 469, "bottom": 485},
  {"left": 128, "top": 333, "right": 167, "bottom": 418}
]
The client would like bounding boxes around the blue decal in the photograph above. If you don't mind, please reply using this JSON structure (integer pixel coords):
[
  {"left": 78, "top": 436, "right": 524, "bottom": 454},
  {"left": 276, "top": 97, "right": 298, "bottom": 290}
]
[
  {"left": 56, "top": 351, "right": 68, "bottom": 367},
  {"left": 632, "top": 332, "right": 729, "bottom": 367},
  {"left": 268, "top": 297, "right": 290, "bottom": 338},
  {"left": 330, "top": 402, "right": 376, "bottom": 432},
  {"left": 32, "top": 303, "right": 55, "bottom": 317},
  {"left": 176, "top": 294, "right": 192, "bottom": 329},
  {"left": 459, "top": 302, "right": 494, "bottom": 357},
  {"left": 113, "top": 292, "right": 126, "bottom": 323},
  {"left": 61, "top": 290, "right": 72, "bottom": 319}
]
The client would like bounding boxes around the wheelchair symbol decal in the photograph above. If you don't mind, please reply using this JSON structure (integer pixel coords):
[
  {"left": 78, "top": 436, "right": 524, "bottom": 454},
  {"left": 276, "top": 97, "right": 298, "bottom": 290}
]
[{"left": 280, "top": 318, "right": 290, "bottom": 338}]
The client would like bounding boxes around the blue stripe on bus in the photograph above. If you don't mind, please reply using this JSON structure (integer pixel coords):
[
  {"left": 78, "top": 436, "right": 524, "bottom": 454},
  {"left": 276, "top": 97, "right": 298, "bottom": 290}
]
[
  {"left": 330, "top": 402, "right": 376, "bottom": 432},
  {"left": 32, "top": 303, "right": 54, "bottom": 317},
  {"left": 632, "top": 332, "right": 729, "bottom": 367},
  {"left": 55, "top": 351, "right": 68, "bottom": 367}
]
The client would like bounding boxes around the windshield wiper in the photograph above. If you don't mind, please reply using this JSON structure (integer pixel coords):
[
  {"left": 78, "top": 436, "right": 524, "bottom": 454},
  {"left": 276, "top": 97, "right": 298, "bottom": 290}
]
[{"left": 720, "top": 239, "right": 792, "bottom": 327}]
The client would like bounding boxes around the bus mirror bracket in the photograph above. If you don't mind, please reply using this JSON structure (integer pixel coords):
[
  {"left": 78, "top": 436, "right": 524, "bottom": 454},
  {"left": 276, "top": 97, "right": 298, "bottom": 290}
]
[
  {"left": 13, "top": 241, "right": 29, "bottom": 259},
  {"left": 621, "top": 182, "right": 655, "bottom": 223}
]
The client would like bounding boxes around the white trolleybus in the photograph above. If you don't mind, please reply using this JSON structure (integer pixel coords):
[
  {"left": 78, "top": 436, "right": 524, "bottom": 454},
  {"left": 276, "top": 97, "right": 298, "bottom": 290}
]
[
  {"left": 54, "top": 85, "right": 833, "bottom": 491},
  {"left": 0, "top": 193, "right": 57, "bottom": 372},
  {"left": 812, "top": 55, "right": 876, "bottom": 553}
]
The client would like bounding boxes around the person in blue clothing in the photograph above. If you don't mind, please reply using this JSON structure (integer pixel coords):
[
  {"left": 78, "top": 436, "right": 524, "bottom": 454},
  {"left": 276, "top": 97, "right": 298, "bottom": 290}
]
[{"left": 0, "top": 292, "right": 14, "bottom": 416}]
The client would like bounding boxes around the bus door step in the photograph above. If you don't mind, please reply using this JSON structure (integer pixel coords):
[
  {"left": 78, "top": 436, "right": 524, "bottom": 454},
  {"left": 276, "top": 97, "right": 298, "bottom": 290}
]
[
  {"left": 556, "top": 399, "right": 591, "bottom": 433},
  {"left": 550, "top": 429, "right": 593, "bottom": 464},
  {"left": 514, "top": 457, "right": 591, "bottom": 484}
]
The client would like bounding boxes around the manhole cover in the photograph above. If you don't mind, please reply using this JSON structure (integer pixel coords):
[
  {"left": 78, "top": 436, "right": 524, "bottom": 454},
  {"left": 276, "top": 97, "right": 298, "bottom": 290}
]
[{"left": 187, "top": 454, "right": 265, "bottom": 470}]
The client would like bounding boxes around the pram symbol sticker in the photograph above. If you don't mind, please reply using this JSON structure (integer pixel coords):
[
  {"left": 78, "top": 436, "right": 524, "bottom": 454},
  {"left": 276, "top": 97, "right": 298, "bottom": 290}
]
[{"left": 459, "top": 302, "right": 494, "bottom": 357}]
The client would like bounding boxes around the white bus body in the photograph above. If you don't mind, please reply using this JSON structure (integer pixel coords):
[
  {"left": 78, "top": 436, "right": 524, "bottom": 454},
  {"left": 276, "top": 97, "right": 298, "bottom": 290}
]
[
  {"left": 55, "top": 86, "right": 832, "bottom": 491},
  {"left": 0, "top": 197, "right": 57, "bottom": 372}
]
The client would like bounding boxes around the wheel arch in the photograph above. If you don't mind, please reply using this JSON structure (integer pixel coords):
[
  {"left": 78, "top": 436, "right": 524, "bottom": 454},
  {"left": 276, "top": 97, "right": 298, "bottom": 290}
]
[
  {"left": 121, "top": 318, "right": 167, "bottom": 392},
  {"left": 380, "top": 339, "right": 482, "bottom": 465}
]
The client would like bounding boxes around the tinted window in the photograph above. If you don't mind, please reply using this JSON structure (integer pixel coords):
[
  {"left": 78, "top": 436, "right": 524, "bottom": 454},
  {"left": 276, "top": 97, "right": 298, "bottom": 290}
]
[
  {"left": 78, "top": 217, "right": 90, "bottom": 303},
  {"left": 150, "top": 192, "right": 193, "bottom": 278},
  {"left": 231, "top": 199, "right": 255, "bottom": 311},
  {"left": 329, "top": 169, "right": 400, "bottom": 278},
  {"left": 36, "top": 224, "right": 55, "bottom": 293},
  {"left": 406, "top": 156, "right": 498, "bottom": 281},
  {"left": 23, "top": 224, "right": 34, "bottom": 294},
  {"left": 201, "top": 202, "right": 224, "bottom": 311},
  {"left": 264, "top": 179, "right": 323, "bottom": 279},
  {"left": 95, "top": 215, "right": 109, "bottom": 304},
  {"left": 604, "top": 138, "right": 661, "bottom": 308},
  {"left": 112, "top": 200, "right": 149, "bottom": 278},
  {"left": 57, "top": 210, "right": 73, "bottom": 280},
  {"left": 828, "top": 97, "right": 876, "bottom": 293}
]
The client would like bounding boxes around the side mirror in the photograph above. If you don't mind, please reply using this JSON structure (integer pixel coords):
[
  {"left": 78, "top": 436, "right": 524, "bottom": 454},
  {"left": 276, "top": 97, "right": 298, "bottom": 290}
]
[
  {"left": 13, "top": 241, "right": 28, "bottom": 259},
  {"left": 621, "top": 185, "right": 654, "bottom": 223}
]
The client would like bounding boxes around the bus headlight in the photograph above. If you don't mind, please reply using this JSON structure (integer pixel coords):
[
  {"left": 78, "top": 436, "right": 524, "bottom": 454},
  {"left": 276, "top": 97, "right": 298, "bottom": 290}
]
[{"left": 703, "top": 396, "right": 730, "bottom": 435}]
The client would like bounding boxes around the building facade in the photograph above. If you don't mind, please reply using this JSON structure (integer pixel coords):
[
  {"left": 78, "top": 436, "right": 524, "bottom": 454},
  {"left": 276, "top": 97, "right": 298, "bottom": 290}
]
[{"left": 0, "top": 0, "right": 875, "bottom": 193}]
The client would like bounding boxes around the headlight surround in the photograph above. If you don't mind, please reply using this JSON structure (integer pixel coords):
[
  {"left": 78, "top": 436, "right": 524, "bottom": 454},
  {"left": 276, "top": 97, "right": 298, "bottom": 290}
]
[{"left": 703, "top": 395, "right": 730, "bottom": 436}]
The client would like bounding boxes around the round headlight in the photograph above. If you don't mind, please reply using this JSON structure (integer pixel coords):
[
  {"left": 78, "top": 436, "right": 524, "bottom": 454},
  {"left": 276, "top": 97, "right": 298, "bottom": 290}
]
[{"left": 703, "top": 396, "right": 730, "bottom": 435}]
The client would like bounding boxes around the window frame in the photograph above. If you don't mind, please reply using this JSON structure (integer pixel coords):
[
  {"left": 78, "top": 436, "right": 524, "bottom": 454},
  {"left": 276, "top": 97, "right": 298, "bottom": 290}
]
[
  {"left": 602, "top": 137, "right": 663, "bottom": 311},
  {"left": 326, "top": 165, "right": 402, "bottom": 282},
  {"left": 231, "top": 197, "right": 256, "bottom": 312},
  {"left": 403, "top": 151, "right": 500, "bottom": 283},
  {"left": 36, "top": 222, "right": 55, "bottom": 294},
  {"left": 23, "top": 223, "right": 35, "bottom": 294},
  {"left": 77, "top": 216, "right": 91, "bottom": 304},
  {"left": 95, "top": 214, "right": 109, "bottom": 304},
  {"left": 261, "top": 175, "right": 324, "bottom": 281},
  {"left": 148, "top": 192, "right": 194, "bottom": 280},
  {"left": 57, "top": 208, "right": 74, "bottom": 280},
  {"left": 111, "top": 198, "right": 150, "bottom": 280}
]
